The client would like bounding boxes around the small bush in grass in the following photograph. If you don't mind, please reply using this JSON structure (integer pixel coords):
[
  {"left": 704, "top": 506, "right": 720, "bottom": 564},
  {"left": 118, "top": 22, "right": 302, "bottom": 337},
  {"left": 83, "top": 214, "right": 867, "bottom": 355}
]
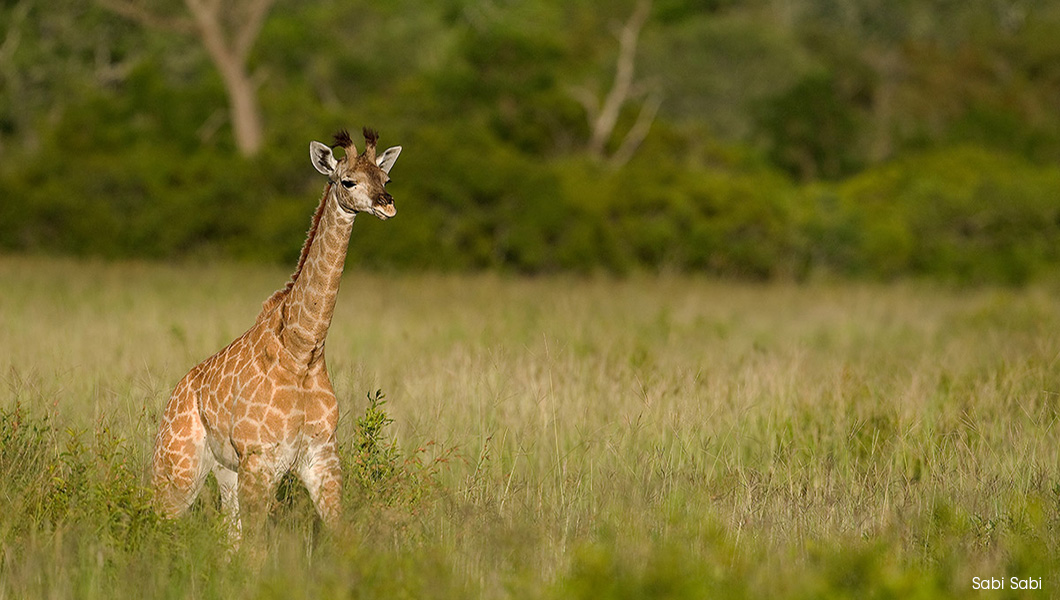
[{"left": 345, "top": 390, "right": 453, "bottom": 511}]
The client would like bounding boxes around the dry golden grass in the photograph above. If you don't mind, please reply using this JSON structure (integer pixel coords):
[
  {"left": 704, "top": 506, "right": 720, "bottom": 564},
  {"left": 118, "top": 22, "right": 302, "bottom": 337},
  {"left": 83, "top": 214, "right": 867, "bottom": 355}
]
[{"left": 1, "top": 256, "right": 1058, "bottom": 598}]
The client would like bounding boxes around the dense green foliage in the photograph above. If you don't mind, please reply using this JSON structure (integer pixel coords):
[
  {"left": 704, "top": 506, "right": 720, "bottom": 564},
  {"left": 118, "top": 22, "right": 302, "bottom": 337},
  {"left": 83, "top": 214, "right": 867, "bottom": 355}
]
[{"left": 2, "top": 0, "right": 1059, "bottom": 281}]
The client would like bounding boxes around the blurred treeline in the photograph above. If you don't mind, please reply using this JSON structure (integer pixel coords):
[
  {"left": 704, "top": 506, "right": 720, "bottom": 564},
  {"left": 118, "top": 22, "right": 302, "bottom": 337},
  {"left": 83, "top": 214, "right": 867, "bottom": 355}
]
[{"left": 1, "top": 0, "right": 1059, "bottom": 282}]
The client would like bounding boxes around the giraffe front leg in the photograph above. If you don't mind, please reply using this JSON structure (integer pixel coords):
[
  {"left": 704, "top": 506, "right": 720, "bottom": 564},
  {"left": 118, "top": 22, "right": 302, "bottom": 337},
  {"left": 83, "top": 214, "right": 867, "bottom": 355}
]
[
  {"left": 298, "top": 439, "right": 342, "bottom": 527},
  {"left": 236, "top": 449, "right": 282, "bottom": 539},
  {"left": 213, "top": 465, "right": 241, "bottom": 545}
]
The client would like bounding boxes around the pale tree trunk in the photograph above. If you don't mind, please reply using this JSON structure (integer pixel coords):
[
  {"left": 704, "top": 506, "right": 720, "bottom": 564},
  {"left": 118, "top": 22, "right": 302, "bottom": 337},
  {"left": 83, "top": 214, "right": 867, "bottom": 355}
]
[
  {"left": 184, "top": 0, "right": 270, "bottom": 155},
  {"left": 221, "top": 66, "right": 263, "bottom": 155},
  {"left": 571, "top": 0, "right": 660, "bottom": 169},
  {"left": 98, "top": 0, "right": 273, "bottom": 156}
]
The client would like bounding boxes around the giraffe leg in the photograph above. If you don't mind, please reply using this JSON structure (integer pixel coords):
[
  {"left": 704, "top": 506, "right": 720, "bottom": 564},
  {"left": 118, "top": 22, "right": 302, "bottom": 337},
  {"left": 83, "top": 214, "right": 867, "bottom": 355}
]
[
  {"left": 213, "top": 465, "right": 241, "bottom": 544},
  {"left": 236, "top": 449, "right": 283, "bottom": 538},
  {"left": 298, "top": 439, "right": 342, "bottom": 527},
  {"left": 152, "top": 379, "right": 212, "bottom": 517}
]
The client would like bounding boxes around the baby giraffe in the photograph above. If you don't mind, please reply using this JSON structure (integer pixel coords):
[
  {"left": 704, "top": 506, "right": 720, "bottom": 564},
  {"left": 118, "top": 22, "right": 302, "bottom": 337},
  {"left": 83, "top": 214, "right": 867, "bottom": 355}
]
[{"left": 152, "top": 128, "right": 401, "bottom": 540}]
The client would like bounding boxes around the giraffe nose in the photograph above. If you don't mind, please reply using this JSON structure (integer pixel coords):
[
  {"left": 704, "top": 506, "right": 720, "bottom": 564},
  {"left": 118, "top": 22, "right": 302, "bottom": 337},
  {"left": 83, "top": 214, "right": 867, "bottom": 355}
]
[{"left": 375, "top": 192, "right": 396, "bottom": 219}]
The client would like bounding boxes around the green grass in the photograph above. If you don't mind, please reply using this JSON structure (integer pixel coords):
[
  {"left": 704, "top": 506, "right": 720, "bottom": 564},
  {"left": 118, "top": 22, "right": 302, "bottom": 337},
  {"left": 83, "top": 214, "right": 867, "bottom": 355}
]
[{"left": 1, "top": 255, "right": 1059, "bottom": 598}]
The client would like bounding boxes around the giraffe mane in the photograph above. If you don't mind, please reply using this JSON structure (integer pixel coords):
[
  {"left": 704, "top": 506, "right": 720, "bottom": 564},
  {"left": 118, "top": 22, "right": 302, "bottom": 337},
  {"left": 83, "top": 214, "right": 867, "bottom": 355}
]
[{"left": 258, "top": 182, "right": 332, "bottom": 320}]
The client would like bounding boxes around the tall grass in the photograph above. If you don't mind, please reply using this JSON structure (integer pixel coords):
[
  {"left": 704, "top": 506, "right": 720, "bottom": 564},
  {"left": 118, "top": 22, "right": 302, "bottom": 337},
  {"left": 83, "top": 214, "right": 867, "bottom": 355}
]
[{"left": 1, "top": 256, "right": 1059, "bottom": 598}]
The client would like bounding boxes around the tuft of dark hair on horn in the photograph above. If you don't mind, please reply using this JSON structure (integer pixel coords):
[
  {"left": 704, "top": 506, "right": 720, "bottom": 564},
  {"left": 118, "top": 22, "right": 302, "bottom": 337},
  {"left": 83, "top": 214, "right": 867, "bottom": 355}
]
[
  {"left": 332, "top": 129, "right": 354, "bottom": 149},
  {"left": 362, "top": 127, "right": 379, "bottom": 148}
]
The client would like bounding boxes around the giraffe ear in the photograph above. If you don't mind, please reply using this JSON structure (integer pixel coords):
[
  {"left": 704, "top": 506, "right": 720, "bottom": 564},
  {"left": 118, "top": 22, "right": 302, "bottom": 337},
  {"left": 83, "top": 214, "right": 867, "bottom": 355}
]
[
  {"left": 310, "top": 141, "right": 338, "bottom": 176},
  {"left": 376, "top": 146, "right": 402, "bottom": 175}
]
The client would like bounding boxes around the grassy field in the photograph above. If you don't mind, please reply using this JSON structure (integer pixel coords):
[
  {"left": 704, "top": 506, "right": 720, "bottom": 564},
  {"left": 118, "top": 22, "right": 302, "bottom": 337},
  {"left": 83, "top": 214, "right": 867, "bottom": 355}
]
[{"left": 1, "top": 255, "right": 1058, "bottom": 598}]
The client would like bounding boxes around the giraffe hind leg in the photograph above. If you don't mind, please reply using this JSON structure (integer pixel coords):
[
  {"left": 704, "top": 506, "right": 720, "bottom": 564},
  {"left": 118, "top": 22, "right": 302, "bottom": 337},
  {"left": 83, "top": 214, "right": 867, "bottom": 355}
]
[{"left": 151, "top": 379, "right": 213, "bottom": 518}]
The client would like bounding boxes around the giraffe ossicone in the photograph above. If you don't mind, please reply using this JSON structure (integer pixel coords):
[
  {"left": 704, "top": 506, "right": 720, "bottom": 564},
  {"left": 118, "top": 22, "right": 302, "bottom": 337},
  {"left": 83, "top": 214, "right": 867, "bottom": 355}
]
[{"left": 151, "top": 128, "right": 402, "bottom": 541}]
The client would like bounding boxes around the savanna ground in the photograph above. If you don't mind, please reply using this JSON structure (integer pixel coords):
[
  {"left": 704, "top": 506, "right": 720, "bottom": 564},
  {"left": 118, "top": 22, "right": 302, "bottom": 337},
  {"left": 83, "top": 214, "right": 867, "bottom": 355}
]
[{"left": 1, "top": 255, "right": 1058, "bottom": 598}]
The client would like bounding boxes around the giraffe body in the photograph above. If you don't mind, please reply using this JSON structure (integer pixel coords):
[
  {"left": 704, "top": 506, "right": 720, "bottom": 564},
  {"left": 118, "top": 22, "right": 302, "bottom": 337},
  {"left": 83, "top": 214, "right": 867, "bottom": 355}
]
[{"left": 151, "top": 129, "right": 401, "bottom": 536}]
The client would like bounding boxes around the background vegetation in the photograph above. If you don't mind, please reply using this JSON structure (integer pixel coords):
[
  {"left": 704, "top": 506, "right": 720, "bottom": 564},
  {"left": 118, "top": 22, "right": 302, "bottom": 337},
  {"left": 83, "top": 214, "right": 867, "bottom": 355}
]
[
  {"left": 4, "top": 3, "right": 1059, "bottom": 596},
  {"left": 2, "top": 258, "right": 1060, "bottom": 598},
  {"left": 2, "top": 0, "right": 1060, "bottom": 282}
]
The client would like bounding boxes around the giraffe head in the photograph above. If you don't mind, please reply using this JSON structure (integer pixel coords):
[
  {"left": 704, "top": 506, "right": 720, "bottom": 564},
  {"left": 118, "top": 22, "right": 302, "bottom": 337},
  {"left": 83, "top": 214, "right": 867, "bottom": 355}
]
[{"left": 310, "top": 128, "right": 402, "bottom": 220}]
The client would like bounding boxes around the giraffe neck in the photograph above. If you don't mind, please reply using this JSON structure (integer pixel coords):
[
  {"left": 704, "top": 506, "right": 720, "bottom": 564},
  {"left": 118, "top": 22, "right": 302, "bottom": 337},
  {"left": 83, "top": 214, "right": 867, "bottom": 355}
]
[{"left": 279, "top": 184, "right": 356, "bottom": 364}]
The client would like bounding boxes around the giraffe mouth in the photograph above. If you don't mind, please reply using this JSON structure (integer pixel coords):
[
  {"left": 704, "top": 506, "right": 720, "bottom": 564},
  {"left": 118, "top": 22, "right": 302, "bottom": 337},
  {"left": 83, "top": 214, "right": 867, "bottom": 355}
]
[{"left": 372, "top": 204, "right": 397, "bottom": 220}]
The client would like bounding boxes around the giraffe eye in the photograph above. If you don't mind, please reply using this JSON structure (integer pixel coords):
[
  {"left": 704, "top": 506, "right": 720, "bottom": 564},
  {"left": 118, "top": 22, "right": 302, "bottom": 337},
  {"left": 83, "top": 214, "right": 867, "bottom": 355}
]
[{"left": 342, "top": 180, "right": 356, "bottom": 189}]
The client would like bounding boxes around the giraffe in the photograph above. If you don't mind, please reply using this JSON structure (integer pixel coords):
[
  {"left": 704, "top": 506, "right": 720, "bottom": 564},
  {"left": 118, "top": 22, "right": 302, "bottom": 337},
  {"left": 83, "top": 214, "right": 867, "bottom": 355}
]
[{"left": 151, "top": 128, "right": 402, "bottom": 539}]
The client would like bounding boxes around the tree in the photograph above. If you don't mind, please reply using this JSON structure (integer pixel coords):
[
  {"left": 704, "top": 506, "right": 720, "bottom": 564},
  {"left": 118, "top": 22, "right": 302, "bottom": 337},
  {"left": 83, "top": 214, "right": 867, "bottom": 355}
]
[
  {"left": 99, "top": 0, "right": 274, "bottom": 156},
  {"left": 571, "top": 0, "right": 661, "bottom": 168}
]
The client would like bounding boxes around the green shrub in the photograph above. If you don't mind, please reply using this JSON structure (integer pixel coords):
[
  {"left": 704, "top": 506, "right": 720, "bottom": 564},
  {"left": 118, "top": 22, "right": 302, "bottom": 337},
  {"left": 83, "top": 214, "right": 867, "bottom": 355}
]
[
  {"left": 344, "top": 390, "right": 451, "bottom": 510},
  {"left": 804, "top": 146, "right": 1060, "bottom": 283}
]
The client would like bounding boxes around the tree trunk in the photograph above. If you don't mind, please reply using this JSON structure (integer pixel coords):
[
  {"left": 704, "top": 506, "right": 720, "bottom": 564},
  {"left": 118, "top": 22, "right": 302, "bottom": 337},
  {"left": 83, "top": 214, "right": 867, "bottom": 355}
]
[
  {"left": 572, "top": 0, "right": 658, "bottom": 168},
  {"left": 216, "top": 59, "right": 263, "bottom": 155},
  {"left": 98, "top": 0, "right": 272, "bottom": 156},
  {"left": 185, "top": 0, "right": 268, "bottom": 156}
]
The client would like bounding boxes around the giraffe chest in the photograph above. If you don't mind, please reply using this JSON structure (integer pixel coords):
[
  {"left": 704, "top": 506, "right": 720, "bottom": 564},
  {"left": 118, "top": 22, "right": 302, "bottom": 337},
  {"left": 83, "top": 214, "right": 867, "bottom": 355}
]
[
  {"left": 203, "top": 373, "right": 337, "bottom": 471},
  {"left": 195, "top": 329, "right": 338, "bottom": 471}
]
